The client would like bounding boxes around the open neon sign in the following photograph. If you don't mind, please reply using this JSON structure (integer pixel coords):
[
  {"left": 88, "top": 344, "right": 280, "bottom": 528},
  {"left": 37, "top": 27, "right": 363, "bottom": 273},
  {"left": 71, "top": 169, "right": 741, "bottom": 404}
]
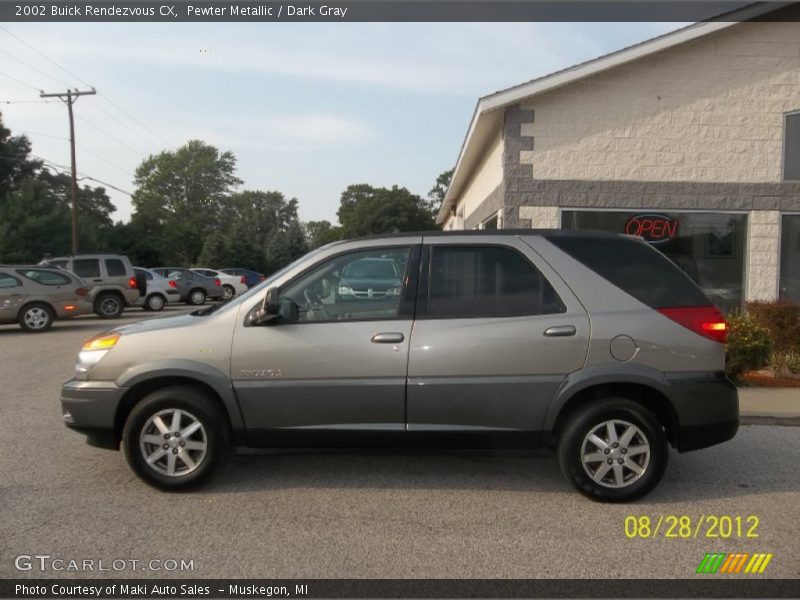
[{"left": 625, "top": 213, "right": 679, "bottom": 244}]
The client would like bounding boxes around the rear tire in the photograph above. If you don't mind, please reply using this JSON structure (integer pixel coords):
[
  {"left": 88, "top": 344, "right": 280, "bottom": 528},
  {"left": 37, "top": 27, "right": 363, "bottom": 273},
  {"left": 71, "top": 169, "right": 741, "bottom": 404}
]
[
  {"left": 187, "top": 289, "right": 206, "bottom": 305},
  {"left": 558, "top": 398, "right": 668, "bottom": 502},
  {"left": 145, "top": 293, "right": 166, "bottom": 312},
  {"left": 122, "top": 386, "right": 231, "bottom": 491},
  {"left": 18, "top": 302, "right": 54, "bottom": 333},
  {"left": 94, "top": 292, "right": 124, "bottom": 319},
  {"left": 222, "top": 285, "right": 234, "bottom": 300}
]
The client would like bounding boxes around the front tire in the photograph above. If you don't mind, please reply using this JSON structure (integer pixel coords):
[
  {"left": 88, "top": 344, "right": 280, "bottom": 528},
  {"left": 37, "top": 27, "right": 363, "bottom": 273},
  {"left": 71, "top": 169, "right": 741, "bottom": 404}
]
[
  {"left": 558, "top": 398, "right": 668, "bottom": 502},
  {"left": 122, "top": 386, "right": 231, "bottom": 491},
  {"left": 18, "top": 302, "right": 54, "bottom": 332}
]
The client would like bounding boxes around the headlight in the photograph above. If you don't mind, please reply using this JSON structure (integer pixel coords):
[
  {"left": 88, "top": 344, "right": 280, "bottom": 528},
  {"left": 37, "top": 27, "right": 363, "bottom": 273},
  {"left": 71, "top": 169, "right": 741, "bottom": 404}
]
[
  {"left": 387, "top": 287, "right": 401, "bottom": 296},
  {"left": 76, "top": 332, "right": 120, "bottom": 375}
]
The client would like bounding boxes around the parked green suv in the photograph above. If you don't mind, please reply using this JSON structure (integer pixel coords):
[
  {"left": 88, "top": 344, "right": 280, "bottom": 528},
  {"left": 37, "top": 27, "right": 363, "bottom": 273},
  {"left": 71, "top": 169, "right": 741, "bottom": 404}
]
[{"left": 61, "top": 231, "right": 738, "bottom": 501}]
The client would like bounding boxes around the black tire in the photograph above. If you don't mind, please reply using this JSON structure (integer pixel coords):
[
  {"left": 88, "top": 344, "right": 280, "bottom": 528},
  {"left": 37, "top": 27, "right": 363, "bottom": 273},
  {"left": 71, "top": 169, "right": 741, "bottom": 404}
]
[
  {"left": 18, "top": 302, "right": 55, "bottom": 333},
  {"left": 122, "top": 386, "right": 231, "bottom": 491},
  {"left": 222, "top": 285, "right": 235, "bottom": 301},
  {"left": 186, "top": 288, "right": 206, "bottom": 306},
  {"left": 558, "top": 398, "right": 668, "bottom": 503},
  {"left": 94, "top": 292, "right": 124, "bottom": 319},
  {"left": 145, "top": 293, "right": 166, "bottom": 312}
]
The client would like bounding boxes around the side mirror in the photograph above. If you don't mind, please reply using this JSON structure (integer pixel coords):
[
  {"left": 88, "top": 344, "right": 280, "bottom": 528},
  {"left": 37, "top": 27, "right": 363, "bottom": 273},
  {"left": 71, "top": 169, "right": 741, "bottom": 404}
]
[{"left": 249, "top": 287, "right": 281, "bottom": 325}]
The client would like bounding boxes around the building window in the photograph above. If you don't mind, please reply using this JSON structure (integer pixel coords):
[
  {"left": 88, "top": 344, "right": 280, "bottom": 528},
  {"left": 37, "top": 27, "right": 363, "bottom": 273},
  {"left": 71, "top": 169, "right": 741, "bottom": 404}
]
[
  {"left": 561, "top": 210, "right": 747, "bottom": 312},
  {"left": 785, "top": 111, "right": 800, "bottom": 181},
  {"left": 780, "top": 215, "right": 800, "bottom": 302}
]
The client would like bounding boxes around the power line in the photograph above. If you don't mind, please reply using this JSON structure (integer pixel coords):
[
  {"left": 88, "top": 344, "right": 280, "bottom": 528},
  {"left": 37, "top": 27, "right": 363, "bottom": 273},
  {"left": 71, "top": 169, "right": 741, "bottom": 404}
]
[
  {"left": 22, "top": 130, "right": 69, "bottom": 141},
  {"left": 31, "top": 154, "right": 133, "bottom": 195},
  {"left": 0, "top": 24, "right": 93, "bottom": 88},
  {"left": 0, "top": 48, "right": 72, "bottom": 88},
  {"left": 98, "top": 93, "right": 174, "bottom": 148},
  {"left": 75, "top": 113, "right": 147, "bottom": 156},
  {"left": 0, "top": 70, "right": 41, "bottom": 92},
  {"left": 76, "top": 142, "right": 135, "bottom": 177},
  {"left": 88, "top": 101, "right": 162, "bottom": 152},
  {"left": 1, "top": 99, "right": 59, "bottom": 104}
]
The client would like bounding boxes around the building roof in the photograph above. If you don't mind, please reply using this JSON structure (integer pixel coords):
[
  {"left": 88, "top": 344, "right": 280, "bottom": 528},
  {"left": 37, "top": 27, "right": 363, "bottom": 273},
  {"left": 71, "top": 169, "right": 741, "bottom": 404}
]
[{"left": 437, "top": 2, "right": 794, "bottom": 224}]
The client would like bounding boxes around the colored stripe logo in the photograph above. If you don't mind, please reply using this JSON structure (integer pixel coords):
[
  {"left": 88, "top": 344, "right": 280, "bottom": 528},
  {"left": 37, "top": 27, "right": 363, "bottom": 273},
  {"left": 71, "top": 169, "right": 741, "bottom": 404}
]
[{"left": 696, "top": 553, "right": 773, "bottom": 574}]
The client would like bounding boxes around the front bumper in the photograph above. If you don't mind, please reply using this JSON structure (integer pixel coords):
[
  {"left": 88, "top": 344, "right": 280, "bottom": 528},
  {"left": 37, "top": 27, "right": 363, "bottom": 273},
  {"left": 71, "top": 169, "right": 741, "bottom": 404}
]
[
  {"left": 61, "top": 380, "right": 125, "bottom": 449},
  {"left": 666, "top": 371, "right": 739, "bottom": 452}
]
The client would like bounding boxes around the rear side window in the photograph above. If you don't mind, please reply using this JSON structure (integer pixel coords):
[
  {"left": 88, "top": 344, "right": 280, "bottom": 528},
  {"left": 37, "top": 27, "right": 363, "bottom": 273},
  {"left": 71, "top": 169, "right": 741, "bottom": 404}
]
[
  {"left": 547, "top": 235, "right": 710, "bottom": 308},
  {"left": 427, "top": 245, "right": 565, "bottom": 318},
  {"left": 73, "top": 259, "right": 100, "bottom": 278},
  {"left": 17, "top": 269, "right": 72, "bottom": 286},
  {"left": 137, "top": 269, "right": 153, "bottom": 281},
  {"left": 0, "top": 272, "right": 21, "bottom": 289},
  {"left": 105, "top": 259, "right": 127, "bottom": 276}
]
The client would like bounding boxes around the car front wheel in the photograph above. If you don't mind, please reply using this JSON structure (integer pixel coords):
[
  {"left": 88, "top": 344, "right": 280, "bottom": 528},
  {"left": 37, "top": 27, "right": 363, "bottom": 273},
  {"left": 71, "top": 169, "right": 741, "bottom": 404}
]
[
  {"left": 145, "top": 294, "right": 166, "bottom": 311},
  {"left": 122, "top": 386, "right": 231, "bottom": 491},
  {"left": 221, "top": 285, "right": 234, "bottom": 300},
  {"left": 558, "top": 398, "right": 668, "bottom": 502},
  {"left": 187, "top": 289, "right": 206, "bottom": 305}
]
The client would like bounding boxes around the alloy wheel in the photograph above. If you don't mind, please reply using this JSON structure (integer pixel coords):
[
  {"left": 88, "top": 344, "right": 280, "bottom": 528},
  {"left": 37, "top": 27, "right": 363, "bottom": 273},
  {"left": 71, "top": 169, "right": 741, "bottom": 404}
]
[
  {"left": 139, "top": 408, "right": 207, "bottom": 477},
  {"left": 580, "top": 419, "right": 651, "bottom": 489},
  {"left": 23, "top": 307, "right": 50, "bottom": 330}
]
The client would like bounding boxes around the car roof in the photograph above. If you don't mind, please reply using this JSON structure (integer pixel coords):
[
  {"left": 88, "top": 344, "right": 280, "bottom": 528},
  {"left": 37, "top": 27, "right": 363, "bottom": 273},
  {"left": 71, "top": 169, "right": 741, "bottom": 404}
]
[
  {"left": 350, "top": 229, "right": 624, "bottom": 241},
  {"left": 1, "top": 264, "right": 73, "bottom": 270}
]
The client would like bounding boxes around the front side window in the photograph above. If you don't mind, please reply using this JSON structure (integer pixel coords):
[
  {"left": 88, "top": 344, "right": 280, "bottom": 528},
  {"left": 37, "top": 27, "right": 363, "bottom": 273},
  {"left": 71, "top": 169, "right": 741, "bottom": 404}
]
[
  {"left": 785, "top": 112, "right": 800, "bottom": 181},
  {"left": 72, "top": 259, "right": 100, "bottom": 278},
  {"left": 0, "top": 272, "right": 21, "bottom": 289},
  {"left": 280, "top": 246, "right": 412, "bottom": 323},
  {"left": 427, "top": 245, "right": 564, "bottom": 318},
  {"left": 105, "top": 259, "right": 127, "bottom": 276},
  {"left": 17, "top": 269, "right": 72, "bottom": 286}
]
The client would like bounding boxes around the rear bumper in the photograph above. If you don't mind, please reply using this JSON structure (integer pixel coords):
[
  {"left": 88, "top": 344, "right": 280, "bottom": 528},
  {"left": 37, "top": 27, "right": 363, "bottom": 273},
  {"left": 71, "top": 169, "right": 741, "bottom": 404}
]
[
  {"left": 665, "top": 371, "right": 739, "bottom": 452},
  {"left": 61, "top": 379, "right": 125, "bottom": 450}
]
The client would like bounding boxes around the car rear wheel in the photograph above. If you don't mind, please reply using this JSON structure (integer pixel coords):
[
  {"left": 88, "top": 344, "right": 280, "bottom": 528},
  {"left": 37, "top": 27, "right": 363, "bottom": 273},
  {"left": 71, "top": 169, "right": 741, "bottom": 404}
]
[
  {"left": 18, "top": 302, "right": 55, "bottom": 333},
  {"left": 145, "top": 294, "right": 166, "bottom": 312},
  {"left": 95, "top": 292, "right": 124, "bottom": 319},
  {"left": 558, "top": 398, "right": 668, "bottom": 502},
  {"left": 187, "top": 289, "right": 206, "bottom": 305},
  {"left": 122, "top": 386, "right": 231, "bottom": 491},
  {"left": 221, "top": 285, "right": 235, "bottom": 300}
]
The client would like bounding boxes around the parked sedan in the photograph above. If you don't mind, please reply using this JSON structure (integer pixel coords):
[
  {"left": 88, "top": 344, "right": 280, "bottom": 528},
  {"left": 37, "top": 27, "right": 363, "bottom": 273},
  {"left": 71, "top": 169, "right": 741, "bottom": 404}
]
[
  {"left": 150, "top": 268, "right": 224, "bottom": 305},
  {"left": 220, "top": 268, "right": 265, "bottom": 289},
  {"left": 133, "top": 268, "right": 180, "bottom": 311},
  {"left": 0, "top": 265, "right": 92, "bottom": 332},
  {"left": 191, "top": 268, "right": 248, "bottom": 300}
]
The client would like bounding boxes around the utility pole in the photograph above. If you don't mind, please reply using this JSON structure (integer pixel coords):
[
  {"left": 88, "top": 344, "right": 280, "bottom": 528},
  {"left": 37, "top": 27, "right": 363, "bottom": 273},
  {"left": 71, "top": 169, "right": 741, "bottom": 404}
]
[{"left": 40, "top": 88, "right": 96, "bottom": 254}]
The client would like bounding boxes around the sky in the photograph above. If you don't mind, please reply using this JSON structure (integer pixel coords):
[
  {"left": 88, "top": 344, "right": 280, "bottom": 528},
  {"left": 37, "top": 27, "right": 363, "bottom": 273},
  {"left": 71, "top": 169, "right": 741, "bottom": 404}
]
[{"left": 0, "top": 21, "right": 685, "bottom": 224}]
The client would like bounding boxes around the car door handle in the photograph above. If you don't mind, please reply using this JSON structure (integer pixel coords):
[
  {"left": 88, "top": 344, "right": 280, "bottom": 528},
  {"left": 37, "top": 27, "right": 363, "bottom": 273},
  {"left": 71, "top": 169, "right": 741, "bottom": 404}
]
[
  {"left": 371, "top": 332, "right": 404, "bottom": 344},
  {"left": 544, "top": 325, "right": 576, "bottom": 337}
]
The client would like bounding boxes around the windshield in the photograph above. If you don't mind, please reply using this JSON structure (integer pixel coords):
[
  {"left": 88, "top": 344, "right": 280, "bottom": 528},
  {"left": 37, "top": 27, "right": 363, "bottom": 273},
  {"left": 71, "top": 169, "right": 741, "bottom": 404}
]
[
  {"left": 190, "top": 244, "right": 334, "bottom": 316},
  {"left": 343, "top": 259, "right": 398, "bottom": 279}
]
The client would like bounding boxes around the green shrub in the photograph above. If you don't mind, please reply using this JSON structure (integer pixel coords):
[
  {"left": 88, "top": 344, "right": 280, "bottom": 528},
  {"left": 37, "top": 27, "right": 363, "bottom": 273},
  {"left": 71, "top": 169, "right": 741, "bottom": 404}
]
[
  {"left": 725, "top": 312, "right": 772, "bottom": 381},
  {"left": 768, "top": 350, "right": 800, "bottom": 377},
  {"left": 746, "top": 300, "right": 800, "bottom": 353}
]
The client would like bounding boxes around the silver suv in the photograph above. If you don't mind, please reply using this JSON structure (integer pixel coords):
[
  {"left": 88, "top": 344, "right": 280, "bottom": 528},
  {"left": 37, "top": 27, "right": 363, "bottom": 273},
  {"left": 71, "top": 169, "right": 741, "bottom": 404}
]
[
  {"left": 61, "top": 231, "right": 739, "bottom": 502},
  {"left": 44, "top": 254, "right": 140, "bottom": 319}
]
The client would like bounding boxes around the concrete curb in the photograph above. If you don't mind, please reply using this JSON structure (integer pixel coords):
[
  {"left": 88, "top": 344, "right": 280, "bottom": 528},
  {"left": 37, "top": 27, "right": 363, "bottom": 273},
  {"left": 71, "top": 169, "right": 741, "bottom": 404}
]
[{"left": 740, "top": 414, "right": 800, "bottom": 426}]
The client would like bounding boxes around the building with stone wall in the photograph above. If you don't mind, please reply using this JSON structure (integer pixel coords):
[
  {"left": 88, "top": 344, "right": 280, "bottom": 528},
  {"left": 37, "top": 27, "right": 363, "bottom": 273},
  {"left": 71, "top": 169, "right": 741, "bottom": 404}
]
[{"left": 438, "top": 4, "right": 800, "bottom": 311}]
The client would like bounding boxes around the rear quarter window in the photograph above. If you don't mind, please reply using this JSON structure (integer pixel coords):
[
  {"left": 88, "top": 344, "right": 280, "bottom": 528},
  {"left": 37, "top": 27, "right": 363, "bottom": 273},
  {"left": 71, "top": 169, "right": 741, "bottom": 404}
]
[
  {"left": 105, "top": 259, "right": 127, "bottom": 277},
  {"left": 546, "top": 235, "right": 710, "bottom": 308}
]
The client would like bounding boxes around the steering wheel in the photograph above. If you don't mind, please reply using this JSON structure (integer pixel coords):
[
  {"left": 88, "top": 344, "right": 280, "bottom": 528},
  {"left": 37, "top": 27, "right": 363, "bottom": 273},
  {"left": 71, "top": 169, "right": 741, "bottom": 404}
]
[{"left": 303, "top": 288, "right": 329, "bottom": 320}]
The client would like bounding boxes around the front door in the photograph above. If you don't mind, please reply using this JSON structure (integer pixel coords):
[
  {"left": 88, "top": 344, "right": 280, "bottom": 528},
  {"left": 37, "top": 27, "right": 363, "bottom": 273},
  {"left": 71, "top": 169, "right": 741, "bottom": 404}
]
[
  {"left": 232, "top": 242, "right": 420, "bottom": 447},
  {"left": 407, "top": 236, "right": 590, "bottom": 448}
]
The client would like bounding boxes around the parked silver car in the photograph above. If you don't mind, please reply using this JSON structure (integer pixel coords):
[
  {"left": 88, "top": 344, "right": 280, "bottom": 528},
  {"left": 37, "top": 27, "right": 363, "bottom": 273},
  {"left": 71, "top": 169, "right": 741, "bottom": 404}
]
[
  {"left": 150, "top": 268, "right": 225, "bottom": 305},
  {"left": 61, "top": 231, "right": 738, "bottom": 501},
  {"left": 0, "top": 265, "right": 92, "bottom": 332},
  {"left": 133, "top": 268, "right": 180, "bottom": 312}
]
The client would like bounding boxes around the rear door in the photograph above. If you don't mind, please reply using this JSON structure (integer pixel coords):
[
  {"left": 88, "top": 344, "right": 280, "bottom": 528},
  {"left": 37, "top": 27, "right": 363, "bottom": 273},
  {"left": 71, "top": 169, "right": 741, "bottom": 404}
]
[
  {"left": 406, "top": 235, "right": 590, "bottom": 448},
  {"left": 0, "top": 270, "right": 25, "bottom": 322}
]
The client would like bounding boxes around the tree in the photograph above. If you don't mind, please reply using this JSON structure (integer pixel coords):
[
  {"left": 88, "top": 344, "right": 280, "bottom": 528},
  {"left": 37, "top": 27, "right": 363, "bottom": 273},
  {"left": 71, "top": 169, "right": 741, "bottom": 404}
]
[
  {"left": 131, "top": 140, "right": 242, "bottom": 265},
  {"left": 426, "top": 168, "right": 453, "bottom": 216},
  {"left": 0, "top": 112, "right": 41, "bottom": 199},
  {"left": 337, "top": 184, "right": 436, "bottom": 238},
  {"left": 305, "top": 220, "right": 343, "bottom": 249},
  {"left": 264, "top": 220, "right": 308, "bottom": 275}
]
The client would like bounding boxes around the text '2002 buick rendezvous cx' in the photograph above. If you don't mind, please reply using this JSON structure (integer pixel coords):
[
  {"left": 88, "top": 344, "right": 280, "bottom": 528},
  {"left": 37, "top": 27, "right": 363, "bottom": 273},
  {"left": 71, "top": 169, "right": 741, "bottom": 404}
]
[{"left": 61, "top": 231, "right": 738, "bottom": 502}]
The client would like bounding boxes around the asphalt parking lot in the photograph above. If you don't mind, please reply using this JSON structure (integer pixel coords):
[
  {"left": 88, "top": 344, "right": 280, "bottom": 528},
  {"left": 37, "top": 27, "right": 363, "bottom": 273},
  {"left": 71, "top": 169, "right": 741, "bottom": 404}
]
[{"left": 1, "top": 307, "right": 798, "bottom": 579}]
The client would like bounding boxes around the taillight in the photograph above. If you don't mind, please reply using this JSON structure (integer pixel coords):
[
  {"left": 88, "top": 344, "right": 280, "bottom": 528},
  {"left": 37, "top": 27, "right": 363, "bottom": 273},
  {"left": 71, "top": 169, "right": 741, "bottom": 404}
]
[
  {"left": 75, "top": 287, "right": 88, "bottom": 297},
  {"left": 259, "top": 274, "right": 265, "bottom": 281},
  {"left": 214, "top": 278, "right": 221, "bottom": 287},
  {"left": 656, "top": 306, "right": 727, "bottom": 344},
  {"left": 240, "top": 276, "right": 246, "bottom": 284},
  {"left": 168, "top": 280, "right": 177, "bottom": 288},
  {"left": 128, "top": 277, "right": 137, "bottom": 289}
]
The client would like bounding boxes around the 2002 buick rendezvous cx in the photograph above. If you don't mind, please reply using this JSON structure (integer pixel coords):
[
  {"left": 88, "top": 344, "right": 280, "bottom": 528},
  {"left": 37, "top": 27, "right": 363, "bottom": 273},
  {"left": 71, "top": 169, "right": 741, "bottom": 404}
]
[{"left": 61, "top": 231, "right": 738, "bottom": 502}]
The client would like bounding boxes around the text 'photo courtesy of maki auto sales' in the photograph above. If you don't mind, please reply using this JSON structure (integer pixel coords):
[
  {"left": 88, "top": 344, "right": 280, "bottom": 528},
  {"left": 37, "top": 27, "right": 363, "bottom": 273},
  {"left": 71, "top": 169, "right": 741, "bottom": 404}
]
[{"left": 61, "top": 230, "right": 738, "bottom": 502}]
